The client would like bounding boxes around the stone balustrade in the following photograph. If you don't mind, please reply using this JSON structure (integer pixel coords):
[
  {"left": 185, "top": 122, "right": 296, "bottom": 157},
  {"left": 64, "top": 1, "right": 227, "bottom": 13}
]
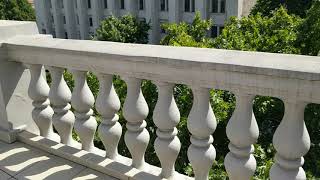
[{"left": 1, "top": 21, "right": 320, "bottom": 180}]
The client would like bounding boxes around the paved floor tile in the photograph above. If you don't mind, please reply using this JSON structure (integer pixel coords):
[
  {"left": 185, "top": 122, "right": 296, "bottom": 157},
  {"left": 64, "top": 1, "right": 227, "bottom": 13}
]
[
  {"left": 0, "top": 169, "right": 11, "bottom": 179},
  {"left": 0, "top": 143, "right": 51, "bottom": 176},
  {"left": 72, "top": 168, "right": 118, "bottom": 180},
  {"left": 14, "top": 154, "right": 86, "bottom": 180}
]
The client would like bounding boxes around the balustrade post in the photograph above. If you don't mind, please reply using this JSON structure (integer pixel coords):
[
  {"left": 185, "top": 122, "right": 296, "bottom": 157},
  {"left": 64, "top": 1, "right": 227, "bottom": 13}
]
[
  {"left": 71, "top": 70, "right": 97, "bottom": 152},
  {"left": 153, "top": 82, "right": 181, "bottom": 179},
  {"left": 48, "top": 67, "right": 76, "bottom": 146},
  {"left": 96, "top": 74, "right": 122, "bottom": 160},
  {"left": 187, "top": 87, "right": 217, "bottom": 180},
  {"left": 123, "top": 77, "right": 149, "bottom": 170},
  {"left": 224, "top": 93, "right": 259, "bottom": 180},
  {"left": 27, "top": 64, "right": 59, "bottom": 141},
  {"left": 270, "top": 99, "right": 310, "bottom": 180}
]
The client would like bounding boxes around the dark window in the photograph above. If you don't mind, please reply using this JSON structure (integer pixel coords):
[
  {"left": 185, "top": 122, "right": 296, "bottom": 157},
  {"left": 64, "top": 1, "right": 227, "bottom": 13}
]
[
  {"left": 160, "top": 25, "right": 166, "bottom": 33},
  {"left": 51, "top": 15, "right": 54, "bottom": 23},
  {"left": 75, "top": 0, "right": 77, "bottom": 8},
  {"left": 166, "top": 0, "right": 169, "bottom": 11},
  {"left": 139, "top": 0, "right": 144, "bottom": 10},
  {"left": 219, "top": 26, "right": 224, "bottom": 34},
  {"left": 120, "top": 0, "right": 125, "bottom": 9},
  {"left": 211, "top": 0, "right": 218, "bottom": 13},
  {"left": 63, "top": 16, "right": 66, "bottom": 24},
  {"left": 220, "top": 0, "right": 226, "bottom": 13},
  {"left": 49, "top": 0, "right": 52, "bottom": 8},
  {"left": 65, "top": 32, "right": 68, "bottom": 39},
  {"left": 211, "top": 26, "right": 218, "bottom": 37},
  {"left": 87, "top": 0, "right": 91, "bottom": 8},
  {"left": 52, "top": 31, "right": 56, "bottom": 38},
  {"left": 160, "top": 0, "right": 165, "bottom": 11},
  {"left": 191, "top": 0, "right": 195, "bottom": 12},
  {"left": 185, "top": 0, "right": 190, "bottom": 12},
  {"left": 61, "top": 0, "right": 64, "bottom": 8},
  {"left": 42, "top": 29, "right": 47, "bottom": 34},
  {"left": 89, "top": 17, "right": 93, "bottom": 26},
  {"left": 104, "top": 0, "right": 108, "bottom": 8},
  {"left": 76, "top": 15, "right": 79, "bottom": 24}
]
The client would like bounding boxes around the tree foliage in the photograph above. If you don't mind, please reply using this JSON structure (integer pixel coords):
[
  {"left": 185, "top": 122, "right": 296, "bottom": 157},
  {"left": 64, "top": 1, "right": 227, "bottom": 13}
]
[
  {"left": 213, "top": 7, "right": 302, "bottom": 54},
  {"left": 251, "top": 0, "right": 313, "bottom": 17},
  {"left": 297, "top": 0, "right": 320, "bottom": 56},
  {"left": 0, "top": 0, "right": 35, "bottom": 21},
  {"left": 160, "top": 12, "right": 213, "bottom": 47},
  {"left": 95, "top": 14, "right": 150, "bottom": 44}
]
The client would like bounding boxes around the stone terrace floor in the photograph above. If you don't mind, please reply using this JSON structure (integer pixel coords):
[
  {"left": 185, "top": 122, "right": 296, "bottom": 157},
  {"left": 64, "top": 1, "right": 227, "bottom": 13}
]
[{"left": 0, "top": 140, "right": 118, "bottom": 180}]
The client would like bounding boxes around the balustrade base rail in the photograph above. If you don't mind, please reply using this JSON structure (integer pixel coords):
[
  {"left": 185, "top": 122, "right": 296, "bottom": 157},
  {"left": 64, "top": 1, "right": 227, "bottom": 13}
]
[{"left": 16, "top": 130, "right": 192, "bottom": 180}]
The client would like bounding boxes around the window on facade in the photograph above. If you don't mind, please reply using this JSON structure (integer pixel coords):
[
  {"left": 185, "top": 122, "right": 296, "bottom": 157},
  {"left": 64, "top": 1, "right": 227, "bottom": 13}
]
[
  {"left": 65, "top": 32, "right": 68, "bottom": 39},
  {"left": 49, "top": 0, "right": 52, "bottom": 8},
  {"left": 211, "top": 0, "right": 218, "bottom": 13},
  {"left": 104, "top": 0, "right": 108, "bottom": 8},
  {"left": 185, "top": 0, "right": 195, "bottom": 12},
  {"left": 76, "top": 15, "right": 79, "bottom": 24},
  {"left": 87, "top": 0, "right": 91, "bottom": 8},
  {"left": 89, "top": 17, "right": 93, "bottom": 26},
  {"left": 211, "top": 26, "right": 218, "bottom": 37},
  {"left": 52, "top": 30, "right": 56, "bottom": 38},
  {"left": 51, "top": 15, "right": 54, "bottom": 23},
  {"left": 220, "top": 0, "right": 226, "bottom": 13},
  {"left": 139, "top": 0, "right": 144, "bottom": 10},
  {"left": 42, "top": 29, "right": 47, "bottom": 34},
  {"left": 160, "top": 0, "right": 168, "bottom": 11},
  {"left": 61, "top": 0, "right": 64, "bottom": 8},
  {"left": 184, "top": 0, "right": 190, "bottom": 12},
  {"left": 63, "top": 16, "right": 66, "bottom": 24},
  {"left": 120, "top": 0, "right": 125, "bottom": 9},
  {"left": 219, "top": 26, "right": 224, "bottom": 33},
  {"left": 191, "top": 0, "right": 195, "bottom": 12},
  {"left": 75, "top": 0, "right": 77, "bottom": 8}
]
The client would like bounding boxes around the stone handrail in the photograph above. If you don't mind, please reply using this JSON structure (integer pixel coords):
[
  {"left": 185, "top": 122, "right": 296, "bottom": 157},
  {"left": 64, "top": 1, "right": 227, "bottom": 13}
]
[{"left": 2, "top": 23, "right": 320, "bottom": 180}]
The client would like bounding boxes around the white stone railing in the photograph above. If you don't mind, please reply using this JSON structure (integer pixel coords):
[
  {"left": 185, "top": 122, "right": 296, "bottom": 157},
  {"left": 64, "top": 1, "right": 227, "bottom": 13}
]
[{"left": 1, "top": 21, "right": 320, "bottom": 180}]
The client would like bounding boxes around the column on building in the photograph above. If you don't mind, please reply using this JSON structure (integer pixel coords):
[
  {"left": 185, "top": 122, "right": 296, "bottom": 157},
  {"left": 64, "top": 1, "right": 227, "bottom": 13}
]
[
  {"left": 125, "top": 0, "right": 138, "bottom": 16},
  {"left": 108, "top": 0, "right": 119, "bottom": 17},
  {"left": 168, "top": 0, "right": 181, "bottom": 23},
  {"left": 34, "top": 0, "right": 53, "bottom": 35},
  {"left": 64, "top": 0, "right": 77, "bottom": 39},
  {"left": 195, "top": 0, "right": 209, "bottom": 19},
  {"left": 146, "top": 0, "right": 159, "bottom": 44},
  {"left": 77, "top": 0, "right": 89, "bottom": 39},
  {"left": 92, "top": 0, "right": 103, "bottom": 30},
  {"left": 51, "top": 0, "right": 64, "bottom": 38},
  {"left": 226, "top": 0, "right": 242, "bottom": 19}
]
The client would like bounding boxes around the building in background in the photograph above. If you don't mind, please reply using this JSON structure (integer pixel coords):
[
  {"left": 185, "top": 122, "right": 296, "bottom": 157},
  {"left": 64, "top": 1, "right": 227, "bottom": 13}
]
[
  {"left": 34, "top": 0, "right": 256, "bottom": 44},
  {"left": 28, "top": 0, "right": 34, "bottom": 8}
]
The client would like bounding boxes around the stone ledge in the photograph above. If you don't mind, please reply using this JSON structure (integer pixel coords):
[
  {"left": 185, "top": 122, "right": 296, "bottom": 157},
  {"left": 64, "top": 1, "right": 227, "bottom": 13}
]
[{"left": 17, "top": 131, "right": 193, "bottom": 180}]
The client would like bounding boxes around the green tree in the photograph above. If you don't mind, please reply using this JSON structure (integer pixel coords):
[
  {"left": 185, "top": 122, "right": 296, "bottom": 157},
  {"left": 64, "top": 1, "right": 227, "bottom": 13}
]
[
  {"left": 297, "top": 0, "right": 320, "bottom": 56},
  {"left": 0, "top": 0, "right": 35, "bottom": 21},
  {"left": 213, "top": 7, "right": 302, "bottom": 54},
  {"left": 251, "top": 0, "right": 313, "bottom": 17},
  {"left": 95, "top": 14, "right": 150, "bottom": 44},
  {"left": 160, "top": 12, "right": 213, "bottom": 47}
]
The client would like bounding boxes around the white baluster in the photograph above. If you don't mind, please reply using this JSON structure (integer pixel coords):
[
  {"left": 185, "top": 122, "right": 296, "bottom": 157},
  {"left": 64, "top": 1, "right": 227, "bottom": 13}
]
[
  {"left": 48, "top": 66, "right": 77, "bottom": 146},
  {"left": 224, "top": 93, "right": 259, "bottom": 180},
  {"left": 96, "top": 74, "right": 122, "bottom": 160},
  {"left": 270, "top": 99, "right": 310, "bottom": 180},
  {"left": 187, "top": 87, "right": 217, "bottom": 180},
  {"left": 28, "top": 64, "right": 59, "bottom": 141},
  {"left": 153, "top": 82, "right": 180, "bottom": 179},
  {"left": 123, "top": 77, "right": 149, "bottom": 170},
  {"left": 71, "top": 70, "right": 97, "bottom": 152}
]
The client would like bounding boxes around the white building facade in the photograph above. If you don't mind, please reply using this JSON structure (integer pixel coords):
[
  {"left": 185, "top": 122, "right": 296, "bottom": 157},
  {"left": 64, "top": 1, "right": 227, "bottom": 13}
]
[{"left": 34, "top": 0, "right": 256, "bottom": 44}]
